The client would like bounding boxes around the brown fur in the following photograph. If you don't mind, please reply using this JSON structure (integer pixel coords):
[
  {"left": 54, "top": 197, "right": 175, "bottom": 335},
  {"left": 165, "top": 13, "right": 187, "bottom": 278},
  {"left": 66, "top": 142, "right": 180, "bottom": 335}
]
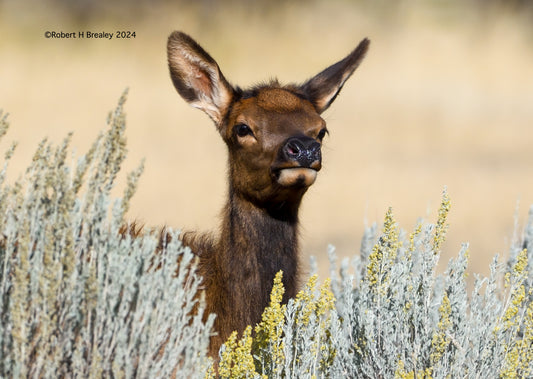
[{"left": 166, "top": 31, "right": 369, "bottom": 358}]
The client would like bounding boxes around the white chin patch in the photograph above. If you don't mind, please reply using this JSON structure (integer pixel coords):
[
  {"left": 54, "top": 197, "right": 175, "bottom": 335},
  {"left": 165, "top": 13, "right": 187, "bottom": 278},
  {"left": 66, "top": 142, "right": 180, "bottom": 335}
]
[{"left": 277, "top": 168, "right": 317, "bottom": 187}]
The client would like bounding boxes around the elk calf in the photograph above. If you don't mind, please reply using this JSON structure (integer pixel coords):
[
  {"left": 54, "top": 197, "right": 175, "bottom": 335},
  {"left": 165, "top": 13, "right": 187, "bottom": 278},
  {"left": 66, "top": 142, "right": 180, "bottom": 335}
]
[{"left": 167, "top": 31, "right": 369, "bottom": 357}]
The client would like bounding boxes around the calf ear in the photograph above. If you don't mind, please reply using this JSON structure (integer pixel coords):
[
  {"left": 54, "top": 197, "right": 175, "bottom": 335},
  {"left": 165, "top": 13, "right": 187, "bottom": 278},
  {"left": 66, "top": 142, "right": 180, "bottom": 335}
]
[
  {"left": 300, "top": 38, "right": 370, "bottom": 114},
  {"left": 167, "top": 31, "right": 234, "bottom": 127}
]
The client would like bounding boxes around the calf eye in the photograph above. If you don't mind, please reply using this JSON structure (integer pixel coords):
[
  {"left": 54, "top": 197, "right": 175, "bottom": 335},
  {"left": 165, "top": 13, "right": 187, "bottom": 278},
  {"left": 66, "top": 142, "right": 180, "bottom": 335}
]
[
  {"left": 317, "top": 128, "right": 328, "bottom": 141},
  {"left": 235, "top": 123, "right": 253, "bottom": 137}
]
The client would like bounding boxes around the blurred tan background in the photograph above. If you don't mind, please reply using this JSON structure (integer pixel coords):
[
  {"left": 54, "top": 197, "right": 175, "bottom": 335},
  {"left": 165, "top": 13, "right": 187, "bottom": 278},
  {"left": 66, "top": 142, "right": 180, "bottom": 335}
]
[{"left": 1, "top": 0, "right": 532, "bottom": 279}]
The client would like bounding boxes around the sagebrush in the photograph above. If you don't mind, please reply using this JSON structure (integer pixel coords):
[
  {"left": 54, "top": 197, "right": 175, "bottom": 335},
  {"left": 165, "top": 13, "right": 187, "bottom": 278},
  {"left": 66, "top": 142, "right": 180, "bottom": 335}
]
[{"left": 0, "top": 96, "right": 531, "bottom": 378}]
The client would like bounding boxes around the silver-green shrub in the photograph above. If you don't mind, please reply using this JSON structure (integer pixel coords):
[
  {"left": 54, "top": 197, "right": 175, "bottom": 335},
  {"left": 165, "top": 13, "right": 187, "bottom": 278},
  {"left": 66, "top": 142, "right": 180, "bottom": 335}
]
[
  {"left": 0, "top": 93, "right": 214, "bottom": 378},
  {"left": 1, "top": 95, "right": 532, "bottom": 378},
  {"left": 324, "top": 196, "right": 533, "bottom": 378}
]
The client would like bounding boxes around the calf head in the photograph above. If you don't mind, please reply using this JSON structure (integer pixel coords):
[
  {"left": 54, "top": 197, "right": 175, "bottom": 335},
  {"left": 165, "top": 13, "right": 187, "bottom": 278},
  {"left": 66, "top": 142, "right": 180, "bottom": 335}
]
[{"left": 167, "top": 32, "right": 369, "bottom": 215}]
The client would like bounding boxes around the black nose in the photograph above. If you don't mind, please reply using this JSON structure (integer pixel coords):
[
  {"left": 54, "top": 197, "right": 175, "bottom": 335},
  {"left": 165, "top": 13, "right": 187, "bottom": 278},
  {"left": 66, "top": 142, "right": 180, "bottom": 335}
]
[{"left": 282, "top": 137, "right": 321, "bottom": 168}]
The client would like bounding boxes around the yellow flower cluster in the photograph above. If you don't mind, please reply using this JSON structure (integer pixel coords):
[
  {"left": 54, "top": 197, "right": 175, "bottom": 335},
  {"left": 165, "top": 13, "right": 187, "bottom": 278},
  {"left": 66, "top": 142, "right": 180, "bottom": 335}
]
[
  {"left": 295, "top": 274, "right": 318, "bottom": 326},
  {"left": 294, "top": 274, "right": 337, "bottom": 374},
  {"left": 500, "top": 299, "right": 533, "bottom": 378},
  {"left": 403, "top": 222, "right": 423, "bottom": 313},
  {"left": 408, "top": 222, "right": 422, "bottom": 258},
  {"left": 317, "top": 278, "right": 335, "bottom": 318},
  {"left": 254, "top": 271, "right": 286, "bottom": 372},
  {"left": 294, "top": 275, "right": 335, "bottom": 322},
  {"left": 366, "top": 207, "right": 400, "bottom": 295},
  {"left": 502, "top": 249, "right": 529, "bottom": 331},
  {"left": 431, "top": 293, "right": 452, "bottom": 364},
  {"left": 433, "top": 189, "right": 451, "bottom": 253},
  {"left": 499, "top": 249, "right": 533, "bottom": 378},
  {"left": 294, "top": 275, "right": 335, "bottom": 327},
  {"left": 395, "top": 360, "right": 433, "bottom": 379},
  {"left": 217, "top": 326, "right": 257, "bottom": 379}
]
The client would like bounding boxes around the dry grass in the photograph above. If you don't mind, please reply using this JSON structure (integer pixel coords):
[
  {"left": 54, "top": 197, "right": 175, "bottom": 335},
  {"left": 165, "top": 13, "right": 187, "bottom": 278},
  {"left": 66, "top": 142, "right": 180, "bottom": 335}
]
[{"left": 1, "top": 1, "right": 532, "bottom": 279}]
